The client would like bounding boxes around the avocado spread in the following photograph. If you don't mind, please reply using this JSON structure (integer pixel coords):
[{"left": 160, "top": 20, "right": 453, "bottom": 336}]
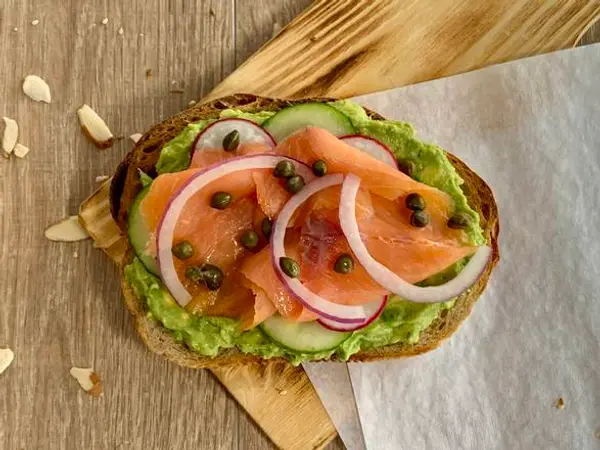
[{"left": 126, "top": 101, "right": 485, "bottom": 365}]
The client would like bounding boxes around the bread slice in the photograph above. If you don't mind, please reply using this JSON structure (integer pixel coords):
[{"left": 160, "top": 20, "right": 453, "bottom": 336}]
[{"left": 111, "top": 94, "right": 500, "bottom": 368}]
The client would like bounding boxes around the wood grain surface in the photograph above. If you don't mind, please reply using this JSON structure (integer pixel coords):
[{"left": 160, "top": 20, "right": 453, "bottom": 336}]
[
  {"left": 0, "top": 0, "right": 598, "bottom": 449},
  {"left": 207, "top": 0, "right": 600, "bottom": 100}
]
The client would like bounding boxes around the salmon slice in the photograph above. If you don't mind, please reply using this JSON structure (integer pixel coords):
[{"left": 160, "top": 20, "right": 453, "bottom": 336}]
[
  {"left": 191, "top": 145, "right": 291, "bottom": 219},
  {"left": 365, "top": 194, "right": 467, "bottom": 245},
  {"left": 140, "top": 168, "right": 262, "bottom": 318},
  {"left": 253, "top": 170, "right": 290, "bottom": 219},
  {"left": 238, "top": 279, "right": 277, "bottom": 330},
  {"left": 290, "top": 185, "right": 374, "bottom": 227},
  {"left": 241, "top": 244, "right": 317, "bottom": 322},
  {"left": 299, "top": 212, "right": 388, "bottom": 305},
  {"left": 296, "top": 207, "right": 474, "bottom": 305},
  {"left": 141, "top": 168, "right": 257, "bottom": 236},
  {"left": 273, "top": 127, "right": 454, "bottom": 216}
]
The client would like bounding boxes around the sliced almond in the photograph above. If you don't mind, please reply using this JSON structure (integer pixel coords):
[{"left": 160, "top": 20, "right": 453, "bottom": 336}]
[
  {"left": 95, "top": 175, "right": 109, "bottom": 183},
  {"left": 77, "top": 104, "right": 114, "bottom": 149},
  {"left": 0, "top": 348, "right": 15, "bottom": 375},
  {"left": 70, "top": 367, "right": 103, "bottom": 397},
  {"left": 23, "top": 75, "right": 52, "bottom": 103},
  {"left": 2, "top": 117, "right": 18, "bottom": 155},
  {"left": 45, "top": 215, "right": 90, "bottom": 242},
  {"left": 129, "top": 133, "right": 142, "bottom": 143},
  {"left": 13, "top": 143, "right": 30, "bottom": 158}
]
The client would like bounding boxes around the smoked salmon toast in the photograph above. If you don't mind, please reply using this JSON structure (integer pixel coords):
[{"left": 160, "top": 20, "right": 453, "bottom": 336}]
[{"left": 109, "top": 94, "right": 499, "bottom": 368}]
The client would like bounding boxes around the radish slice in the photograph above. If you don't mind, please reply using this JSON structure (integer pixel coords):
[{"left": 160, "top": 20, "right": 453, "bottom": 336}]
[
  {"left": 193, "top": 118, "right": 276, "bottom": 153},
  {"left": 340, "top": 135, "right": 398, "bottom": 168},
  {"left": 157, "top": 154, "right": 312, "bottom": 307},
  {"left": 339, "top": 174, "right": 491, "bottom": 304},
  {"left": 318, "top": 296, "right": 388, "bottom": 331},
  {"left": 271, "top": 174, "right": 385, "bottom": 324}
]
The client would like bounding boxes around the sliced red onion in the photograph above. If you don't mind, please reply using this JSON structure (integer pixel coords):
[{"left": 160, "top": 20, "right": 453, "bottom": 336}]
[
  {"left": 318, "top": 296, "right": 388, "bottom": 331},
  {"left": 271, "top": 174, "right": 381, "bottom": 324},
  {"left": 193, "top": 118, "right": 276, "bottom": 153},
  {"left": 339, "top": 174, "right": 491, "bottom": 303},
  {"left": 157, "top": 154, "right": 311, "bottom": 307},
  {"left": 340, "top": 135, "right": 398, "bottom": 168}
]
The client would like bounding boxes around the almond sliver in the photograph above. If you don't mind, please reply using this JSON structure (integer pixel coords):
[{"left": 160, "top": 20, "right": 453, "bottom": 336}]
[
  {"left": 14, "top": 143, "right": 30, "bottom": 158},
  {"left": 45, "top": 215, "right": 89, "bottom": 242},
  {"left": 70, "top": 367, "right": 103, "bottom": 397},
  {"left": 77, "top": 104, "right": 114, "bottom": 149},
  {"left": 0, "top": 348, "right": 14, "bottom": 375},
  {"left": 2, "top": 117, "right": 18, "bottom": 154},
  {"left": 23, "top": 75, "right": 52, "bottom": 103}
]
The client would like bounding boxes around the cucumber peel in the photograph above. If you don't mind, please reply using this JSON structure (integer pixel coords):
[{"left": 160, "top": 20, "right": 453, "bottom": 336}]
[
  {"left": 263, "top": 103, "right": 355, "bottom": 142},
  {"left": 260, "top": 315, "right": 351, "bottom": 353}
]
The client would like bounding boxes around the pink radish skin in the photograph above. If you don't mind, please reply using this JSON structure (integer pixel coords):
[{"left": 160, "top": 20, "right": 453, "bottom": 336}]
[
  {"left": 340, "top": 134, "right": 398, "bottom": 168},
  {"left": 193, "top": 118, "right": 276, "bottom": 154}
]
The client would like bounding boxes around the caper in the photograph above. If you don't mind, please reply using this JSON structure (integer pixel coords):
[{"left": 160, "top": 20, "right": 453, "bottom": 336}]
[
  {"left": 240, "top": 230, "right": 259, "bottom": 250},
  {"left": 279, "top": 257, "right": 300, "bottom": 278},
  {"left": 172, "top": 240, "right": 194, "bottom": 260},
  {"left": 186, "top": 264, "right": 224, "bottom": 290},
  {"left": 261, "top": 217, "right": 272, "bottom": 238},
  {"left": 285, "top": 175, "right": 305, "bottom": 194},
  {"left": 312, "top": 160, "right": 328, "bottom": 177},
  {"left": 410, "top": 210, "right": 430, "bottom": 228},
  {"left": 448, "top": 212, "right": 471, "bottom": 229},
  {"left": 222, "top": 130, "right": 240, "bottom": 152},
  {"left": 210, "top": 191, "right": 232, "bottom": 209},
  {"left": 274, "top": 160, "right": 295, "bottom": 178},
  {"left": 185, "top": 266, "right": 203, "bottom": 283},
  {"left": 199, "top": 264, "right": 225, "bottom": 290},
  {"left": 405, "top": 193, "right": 426, "bottom": 211},
  {"left": 334, "top": 254, "right": 354, "bottom": 274},
  {"left": 398, "top": 160, "right": 416, "bottom": 177}
]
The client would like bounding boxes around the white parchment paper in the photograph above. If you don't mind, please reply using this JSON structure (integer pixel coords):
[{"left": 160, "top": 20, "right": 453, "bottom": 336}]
[{"left": 310, "top": 44, "right": 600, "bottom": 449}]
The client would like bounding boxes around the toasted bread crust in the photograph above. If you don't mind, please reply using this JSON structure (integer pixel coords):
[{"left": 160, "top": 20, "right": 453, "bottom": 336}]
[{"left": 113, "top": 94, "right": 499, "bottom": 368}]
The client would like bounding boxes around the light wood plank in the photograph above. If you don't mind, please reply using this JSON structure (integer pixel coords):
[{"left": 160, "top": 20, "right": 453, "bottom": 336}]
[{"left": 207, "top": 0, "right": 600, "bottom": 100}]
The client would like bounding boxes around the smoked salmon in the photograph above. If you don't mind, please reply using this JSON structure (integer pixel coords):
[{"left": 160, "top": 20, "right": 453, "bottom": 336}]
[{"left": 137, "top": 126, "right": 476, "bottom": 329}]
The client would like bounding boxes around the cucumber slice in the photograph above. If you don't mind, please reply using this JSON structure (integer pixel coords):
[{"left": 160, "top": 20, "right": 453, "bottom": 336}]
[
  {"left": 128, "top": 186, "right": 159, "bottom": 275},
  {"left": 260, "top": 315, "right": 351, "bottom": 353},
  {"left": 263, "top": 103, "right": 355, "bottom": 142}
]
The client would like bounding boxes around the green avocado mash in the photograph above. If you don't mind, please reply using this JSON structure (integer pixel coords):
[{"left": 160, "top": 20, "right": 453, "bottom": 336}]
[{"left": 126, "top": 100, "right": 484, "bottom": 365}]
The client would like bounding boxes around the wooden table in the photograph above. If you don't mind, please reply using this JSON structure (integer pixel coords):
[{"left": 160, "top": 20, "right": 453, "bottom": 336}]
[{"left": 0, "top": 1, "right": 597, "bottom": 448}]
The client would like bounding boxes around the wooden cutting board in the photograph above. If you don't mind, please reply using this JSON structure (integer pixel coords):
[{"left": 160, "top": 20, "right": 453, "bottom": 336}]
[{"left": 79, "top": 1, "right": 600, "bottom": 448}]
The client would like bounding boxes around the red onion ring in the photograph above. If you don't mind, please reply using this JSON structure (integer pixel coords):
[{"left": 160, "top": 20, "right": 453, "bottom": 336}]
[
  {"left": 339, "top": 174, "right": 492, "bottom": 303},
  {"left": 156, "top": 154, "right": 312, "bottom": 307},
  {"left": 270, "top": 174, "right": 384, "bottom": 324},
  {"left": 318, "top": 296, "right": 388, "bottom": 331}
]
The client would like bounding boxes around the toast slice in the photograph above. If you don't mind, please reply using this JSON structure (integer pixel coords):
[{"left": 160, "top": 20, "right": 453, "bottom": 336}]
[{"left": 111, "top": 94, "right": 500, "bottom": 368}]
